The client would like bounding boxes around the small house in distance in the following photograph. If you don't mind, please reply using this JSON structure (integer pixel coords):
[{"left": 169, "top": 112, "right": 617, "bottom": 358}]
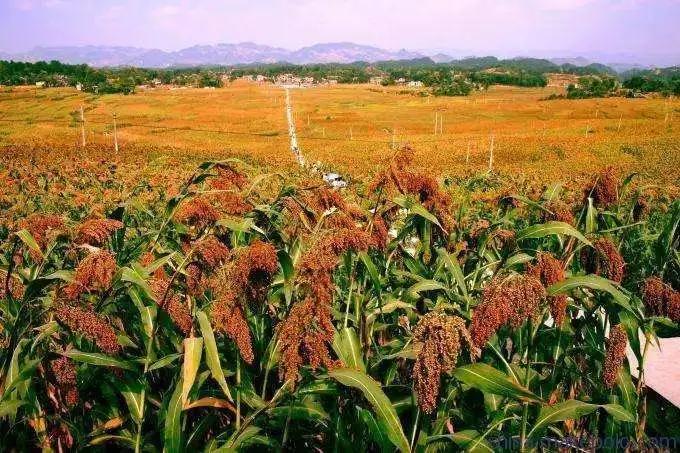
[{"left": 407, "top": 80, "right": 424, "bottom": 88}]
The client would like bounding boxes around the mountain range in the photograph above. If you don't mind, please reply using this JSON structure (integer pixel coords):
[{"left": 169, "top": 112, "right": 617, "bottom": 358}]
[
  {"left": 1, "top": 42, "right": 675, "bottom": 70},
  {"left": 0, "top": 42, "right": 423, "bottom": 68}
]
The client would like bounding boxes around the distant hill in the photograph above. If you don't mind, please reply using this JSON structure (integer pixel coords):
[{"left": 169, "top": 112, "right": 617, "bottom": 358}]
[
  {"left": 550, "top": 57, "right": 592, "bottom": 67},
  {"left": 3, "top": 42, "right": 423, "bottom": 68},
  {"left": 2, "top": 42, "right": 675, "bottom": 71}
]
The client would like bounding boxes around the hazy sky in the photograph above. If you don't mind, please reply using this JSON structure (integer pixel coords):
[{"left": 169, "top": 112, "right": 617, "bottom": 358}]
[{"left": 1, "top": 0, "right": 679, "bottom": 58}]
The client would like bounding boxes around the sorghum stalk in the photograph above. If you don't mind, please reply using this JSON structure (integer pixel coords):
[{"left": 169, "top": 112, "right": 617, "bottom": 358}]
[{"left": 520, "top": 319, "right": 533, "bottom": 452}]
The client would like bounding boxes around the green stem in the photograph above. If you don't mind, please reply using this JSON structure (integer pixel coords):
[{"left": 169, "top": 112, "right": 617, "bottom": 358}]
[
  {"left": 520, "top": 319, "right": 533, "bottom": 452},
  {"left": 410, "top": 408, "right": 420, "bottom": 450},
  {"left": 343, "top": 264, "right": 355, "bottom": 329},
  {"left": 236, "top": 356, "right": 241, "bottom": 430}
]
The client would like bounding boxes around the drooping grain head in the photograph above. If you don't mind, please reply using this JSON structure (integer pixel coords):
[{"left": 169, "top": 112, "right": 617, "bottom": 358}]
[
  {"left": 643, "top": 277, "right": 680, "bottom": 321},
  {"left": 75, "top": 218, "right": 124, "bottom": 246},
  {"left": 603, "top": 324, "right": 628, "bottom": 388},
  {"left": 63, "top": 250, "right": 117, "bottom": 300},
  {"left": 49, "top": 356, "right": 79, "bottom": 407},
  {"left": 149, "top": 276, "right": 193, "bottom": 335},
  {"left": 581, "top": 238, "right": 625, "bottom": 283},
  {"left": 55, "top": 303, "right": 121, "bottom": 355},
  {"left": 413, "top": 312, "right": 476, "bottom": 413},
  {"left": 527, "top": 252, "right": 568, "bottom": 325},
  {"left": 470, "top": 274, "right": 545, "bottom": 348},
  {"left": 588, "top": 166, "right": 619, "bottom": 208},
  {"left": 175, "top": 197, "right": 220, "bottom": 231}
]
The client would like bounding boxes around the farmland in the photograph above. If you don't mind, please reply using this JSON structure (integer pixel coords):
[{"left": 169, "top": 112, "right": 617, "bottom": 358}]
[
  {"left": 292, "top": 84, "right": 679, "bottom": 185},
  {"left": 1, "top": 81, "right": 680, "bottom": 451},
  {"left": 1, "top": 82, "right": 678, "bottom": 189}
]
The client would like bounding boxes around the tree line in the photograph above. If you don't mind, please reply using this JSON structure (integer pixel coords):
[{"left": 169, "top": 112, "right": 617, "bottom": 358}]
[{"left": 1, "top": 58, "right": 678, "bottom": 98}]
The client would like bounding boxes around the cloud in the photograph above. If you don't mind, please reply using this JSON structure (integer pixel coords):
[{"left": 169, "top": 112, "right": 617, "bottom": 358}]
[
  {"left": 152, "top": 4, "right": 181, "bottom": 18},
  {"left": 43, "top": 0, "right": 67, "bottom": 7},
  {"left": 12, "top": 0, "right": 35, "bottom": 11}
]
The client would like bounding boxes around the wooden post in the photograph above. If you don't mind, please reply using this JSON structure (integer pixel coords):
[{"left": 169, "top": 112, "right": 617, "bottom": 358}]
[
  {"left": 113, "top": 112, "right": 119, "bottom": 153},
  {"left": 439, "top": 114, "right": 443, "bottom": 135},
  {"left": 617, "top": 114, "right": 623, "bottom": 131},
  {"left": 322, "top": 127, "right": 325, "bottom": 138},
  {"left": 465, "top": 141, "right": 471, "bottom": 166},
  {"left": 80, "top": 105, "right": 86, "bottom": 147},
  {"left": 434, "top": 112, "right": 438, "bottom": 135},
  {"left": 488, "top": 134, "right": 494, "bottom": 172},
  {"left": 350, "top": 126, "right": 353, "bottom": 140}
]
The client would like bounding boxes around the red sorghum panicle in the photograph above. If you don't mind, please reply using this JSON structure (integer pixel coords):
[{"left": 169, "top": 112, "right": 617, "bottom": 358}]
[
  {"left": 603, "top": 324, "right": 627, "bottom": 388},
  {"left": 370, "top": 146, "right": 454, "bottom": 231},
  {"left": 48, "top": 423, "right": 73, "bottom": 451},
  {"left": 278, "top": 298, "right": 340, "bottom": 385},
  {"left": 589, "top": 166, "right": 619, "bottom": 207},
  {"left": 211, "top": 290, "right": 254, "bottom": 364},
  {"left": 19, "top": 214, "right": 65, "bottom": 257},
  {"left": 149, "top": 276, "right": 192, "bottom": 335},
  {"left": 643, "top": 277, "right": 680, "bottom": 321},
  {"left": 210, "top": 164, "right": 248, "bottom": 190},
  {"left": 633, "top": 196, "right": 650, "bottom": 221},
  {"left": 49, "top": 356, "right": 79, "bottom": 407},
  {"left": 307, "top": 186, "right": 348, "bottom": 213},
  {"left": 193, "top": 236, "right": 230, "bottom": 269},
  {"left": 209, "top": 240, "right": 278, "bottom": 362},
  {"left": 278, "top": 229, "right": 371, "bottom": 385},
  {"left": 490, "top": 229, "right": 516, "bottom": 251},
  {"left": 1, "top": 277, "right": 25, "bottom": 300},
  {"left": 581, "top": 238, "right": 625, "bottom": 283},
  {"left": 412, "top": 313, "right": 475, "bottom": 413},
  {"left": 185, "top": 236, "right": 231, "bottom": 296},
  {"left": 216, "top": 192, "right": 253, "bottom": 216},
  {"left": 63, "top": 250, "right": 117, "bottom": 300},
  {"left": 175, "top": 197, "right": 220, "bottom": 230},
  {"left": 470, "top": 274, "right": 545, "bottom": 348},
  {"left": 542, "top": 200, "right": 575, "bottom": 225},
  {"left": 229, "top": 240, "right": 279, "bottom": 301},
  {"left": 469, "top": 219, "right": 491, "bottom": 245},
  {"left": 527, "top": 252, "right": 568, "bottom": 325},
  {"left": 75, "top": 218, "right": 123, "bottom": 246},
  {"left": 55, "top": 304, "right": 121, "bottom": 354}
]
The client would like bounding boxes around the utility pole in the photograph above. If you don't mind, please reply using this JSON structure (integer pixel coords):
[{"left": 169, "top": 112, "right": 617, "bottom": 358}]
[
  {"left": 350, "top": 126, "right": 353, "bottom": 140},
  {"left": 466, "top": 141, "right": 471, "bottom": 166},
  {"left": 434, "top": 112, "right": 438, "bottom": 135},
  {"left": 439, "top": 114, "right": 443, "bottom": 135},
  {"left": 488, "top": 134, "right": 494, "bottom": 172},
  {"left": 617, "top": 114, "right": 623, "bottom": 131},
  {"left": 80, "top": 105, "right": 86, "bottom": 147},
  {"left": 113, "top": 112, "right": 119, "bottom": 153}
]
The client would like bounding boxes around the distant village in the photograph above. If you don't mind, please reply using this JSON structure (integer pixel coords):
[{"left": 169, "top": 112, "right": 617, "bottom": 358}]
[{"left": 236, "top": 73, "right": 423, "bottom": 88}]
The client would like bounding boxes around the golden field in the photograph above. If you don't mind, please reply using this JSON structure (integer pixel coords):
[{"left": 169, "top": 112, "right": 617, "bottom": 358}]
[
  {"left": 1, "top": 81, "right": 678, "bottom": 190},
  {"left": 0, "top": 81, "right": 294, "bottom": 169},
  {"left": 291, "top": 84, "right": 679, "bottom": 186}
]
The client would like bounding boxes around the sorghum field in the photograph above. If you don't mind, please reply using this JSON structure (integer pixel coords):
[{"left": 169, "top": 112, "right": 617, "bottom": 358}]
[{"left": 1, "top": 83, "right": 679, "bottom": 452}]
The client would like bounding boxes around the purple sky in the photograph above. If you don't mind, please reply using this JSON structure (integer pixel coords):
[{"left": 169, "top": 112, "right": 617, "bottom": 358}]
[{"left": 2, "top": 0, "right": 679, "bottom": 60}]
